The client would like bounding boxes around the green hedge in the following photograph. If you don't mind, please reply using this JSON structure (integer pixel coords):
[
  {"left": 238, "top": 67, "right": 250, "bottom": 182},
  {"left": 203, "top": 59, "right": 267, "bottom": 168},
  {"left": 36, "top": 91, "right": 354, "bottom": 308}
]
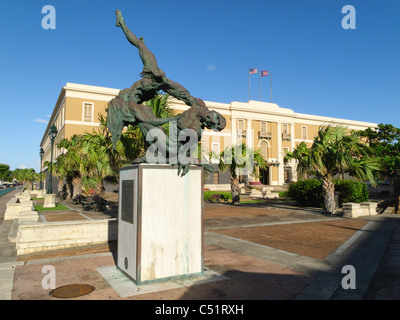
[
  {"left": 288, "top": 179, "right": 369, "bottom": 208},
  {"left": 288, "top": 179, "right": 323, "bottom": 207},
  {"left": 204, "top": 191, "right": 232, "bottom": 201},
  {"left": 334, "top": 179, "right": 369, "bottom": 206}
]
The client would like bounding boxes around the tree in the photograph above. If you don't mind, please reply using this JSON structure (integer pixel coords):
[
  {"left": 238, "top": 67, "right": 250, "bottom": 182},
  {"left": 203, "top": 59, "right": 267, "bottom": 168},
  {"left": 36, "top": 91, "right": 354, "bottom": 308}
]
[
  {"left": 78, "top": 116, "right": 140, "bottom": 210},
  {"left": 57, "top": 135, "right": 84, "bottom": 199},
  {"left": 285, "top": 141, "right": 311, "bottom": 180},
  {"left": 360, "top": 123, "right": 400, "bottom": 212},
  {"left": 11, "top": 168, "right": 36, "bottom": 185},
  {"left": 0, "top": 164, "right": 11, "bottom": 181},
  {"left": 216, "top": 142, "right": 268, "bottom": 206},
  {"left": 285, "top": 125, "right": 381, "bottom": 214}
]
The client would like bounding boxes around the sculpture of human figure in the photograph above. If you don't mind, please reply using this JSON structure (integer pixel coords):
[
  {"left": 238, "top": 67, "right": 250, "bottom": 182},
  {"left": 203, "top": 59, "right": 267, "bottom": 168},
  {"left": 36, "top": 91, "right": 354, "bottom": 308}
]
[{"left": 107, "top": 10, "right": 226, "bottom": 176}]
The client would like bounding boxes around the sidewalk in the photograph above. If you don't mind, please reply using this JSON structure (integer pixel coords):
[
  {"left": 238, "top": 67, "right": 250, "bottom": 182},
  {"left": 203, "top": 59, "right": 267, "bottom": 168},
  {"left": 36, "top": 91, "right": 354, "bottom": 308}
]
[{"left": 1, "top": 193, "right": 400, "bottom": 300}]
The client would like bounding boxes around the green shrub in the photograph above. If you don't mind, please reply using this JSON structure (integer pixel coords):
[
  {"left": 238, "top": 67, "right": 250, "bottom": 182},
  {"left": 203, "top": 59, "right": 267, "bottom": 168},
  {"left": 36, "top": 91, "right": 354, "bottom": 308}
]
[
  {"left": 288, "top": 179, "right": 323, "bottom": 207},
  {"left": 204, "top": 190, "right": 232, "bottom": 201},
  {"left": 288, "top": 179, "right": 369, "bottom": 208},
  {"left": 334, "top": 179, "right": 369, "bottom": 206},
  {"left": 278, "top": 191, "right": 290, "bottom": 198}
]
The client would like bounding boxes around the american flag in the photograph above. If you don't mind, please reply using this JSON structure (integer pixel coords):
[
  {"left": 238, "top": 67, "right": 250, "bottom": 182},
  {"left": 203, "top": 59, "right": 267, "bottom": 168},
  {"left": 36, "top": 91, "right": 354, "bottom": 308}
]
[
  {"left": 260, "top": 70, "right": 269, "bottom": 76},
  {"left": 249, "top": 68, "right": 258, "bottom": 75}
]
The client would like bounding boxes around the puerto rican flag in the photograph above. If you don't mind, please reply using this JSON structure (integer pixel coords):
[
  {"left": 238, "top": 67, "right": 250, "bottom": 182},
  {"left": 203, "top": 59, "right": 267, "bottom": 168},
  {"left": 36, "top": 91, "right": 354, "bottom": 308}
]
[
  {"left": 260, "top": 70, "right": 269, "bottom": 76},
  {"left": 249, "top": 68, "right": 258, "bottom": 74}
]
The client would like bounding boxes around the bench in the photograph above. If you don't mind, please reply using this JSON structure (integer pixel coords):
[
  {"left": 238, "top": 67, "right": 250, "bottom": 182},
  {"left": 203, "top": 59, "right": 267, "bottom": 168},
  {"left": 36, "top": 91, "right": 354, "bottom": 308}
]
[{"left": 209, "top": 194, "right": 229, "bottom": 204}]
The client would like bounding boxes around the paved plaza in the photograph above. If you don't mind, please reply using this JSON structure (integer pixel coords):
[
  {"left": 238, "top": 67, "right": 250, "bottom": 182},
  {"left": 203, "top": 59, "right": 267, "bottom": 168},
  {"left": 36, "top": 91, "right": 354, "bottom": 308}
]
[{"left": 1, "top": 189, "right": 400, "bottom": 301}]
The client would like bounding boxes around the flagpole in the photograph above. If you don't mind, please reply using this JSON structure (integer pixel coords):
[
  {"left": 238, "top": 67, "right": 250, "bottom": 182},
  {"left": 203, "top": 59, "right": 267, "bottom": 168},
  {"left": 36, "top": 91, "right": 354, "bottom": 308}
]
[{"left": 259, "top": 71, "right": 262, "bottom": 101}]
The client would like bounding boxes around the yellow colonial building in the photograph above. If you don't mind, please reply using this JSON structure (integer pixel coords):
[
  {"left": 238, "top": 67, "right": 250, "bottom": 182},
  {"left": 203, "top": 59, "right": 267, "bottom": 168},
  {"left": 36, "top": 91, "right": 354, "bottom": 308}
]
[{"left": 40, "top": 83, "right": 377, "bottom": 190}]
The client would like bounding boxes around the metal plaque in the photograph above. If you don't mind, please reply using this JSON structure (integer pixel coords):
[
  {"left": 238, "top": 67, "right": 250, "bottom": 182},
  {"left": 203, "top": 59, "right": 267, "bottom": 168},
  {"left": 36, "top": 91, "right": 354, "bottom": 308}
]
[{"left": 121, "top": 180, "right": 134, "bottom": 224}]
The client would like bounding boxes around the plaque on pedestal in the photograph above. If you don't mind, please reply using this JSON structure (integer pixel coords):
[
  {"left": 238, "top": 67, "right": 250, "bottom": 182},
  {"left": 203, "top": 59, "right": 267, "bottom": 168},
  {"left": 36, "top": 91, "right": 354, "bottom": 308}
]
[{"left": 117, "top": 164, "right": 204, "bottom": 284}]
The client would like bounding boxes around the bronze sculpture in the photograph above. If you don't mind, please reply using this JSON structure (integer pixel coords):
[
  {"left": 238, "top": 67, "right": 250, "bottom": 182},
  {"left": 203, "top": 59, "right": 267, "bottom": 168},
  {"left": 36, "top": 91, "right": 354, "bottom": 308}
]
[{"left": 107, "top": 10, "right": 226, "bottom": 176}]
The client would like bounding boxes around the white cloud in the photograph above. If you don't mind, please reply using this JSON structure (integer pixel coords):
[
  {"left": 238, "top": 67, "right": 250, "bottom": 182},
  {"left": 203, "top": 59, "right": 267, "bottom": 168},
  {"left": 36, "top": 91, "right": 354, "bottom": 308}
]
[
  {"left": 34, "top": 118, "right": 49, "bottom": 124},
  {"left": 17, "top": 164, "right": 27, "bottom": 169},
  {"left": 206, "top": 64, "right": 217, "bottom": 71}
]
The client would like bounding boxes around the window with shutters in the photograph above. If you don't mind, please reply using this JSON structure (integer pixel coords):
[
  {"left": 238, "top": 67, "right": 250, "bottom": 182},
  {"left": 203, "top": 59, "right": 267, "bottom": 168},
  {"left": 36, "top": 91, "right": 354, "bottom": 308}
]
[
  {"left": 237, "top": 119, "right": 246, "bottom": 138},
  {"left": 83, "top": 103, "right": 93, "bottom": 122},
  {"left": 302, "top": 126, "right": 307, "bottom": 140},
  {"left": 260, "top": 121, "right": 267, "bottom": 133}
]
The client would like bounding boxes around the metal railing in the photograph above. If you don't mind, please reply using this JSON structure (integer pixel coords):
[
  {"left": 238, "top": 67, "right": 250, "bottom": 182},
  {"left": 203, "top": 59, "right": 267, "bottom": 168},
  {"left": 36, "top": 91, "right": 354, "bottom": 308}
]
[{"left": 0, "top": 186, "right": 16, "bottom": 197}]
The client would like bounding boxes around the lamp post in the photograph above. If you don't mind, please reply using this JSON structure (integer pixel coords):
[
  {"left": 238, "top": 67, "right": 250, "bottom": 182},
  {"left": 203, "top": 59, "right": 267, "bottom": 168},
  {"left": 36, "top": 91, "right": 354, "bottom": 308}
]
[
  {"left": 48, "top": 124, "right": 58, "bottom": 194},
  {"left": 39, "top": 147, "right": 44, "bottom": 190}
]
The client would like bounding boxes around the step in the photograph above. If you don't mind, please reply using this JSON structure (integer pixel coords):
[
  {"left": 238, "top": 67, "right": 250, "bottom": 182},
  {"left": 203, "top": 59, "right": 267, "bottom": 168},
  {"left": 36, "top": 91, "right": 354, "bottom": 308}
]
[{"left": 7, "top": 219, "right": 19, "bottom": 243}]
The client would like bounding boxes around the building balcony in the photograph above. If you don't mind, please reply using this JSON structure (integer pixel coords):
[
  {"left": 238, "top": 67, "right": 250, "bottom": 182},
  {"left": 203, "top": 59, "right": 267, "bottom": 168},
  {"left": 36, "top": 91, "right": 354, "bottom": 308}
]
[
  {"left": 268, "top": 160, "right": 280, "bottom": 167},
  {"left": 258, "top": 131, "right": 272, "bottom": 139},
  {"left": 282, "top": 133, "right": 291, "bottom": 141}
]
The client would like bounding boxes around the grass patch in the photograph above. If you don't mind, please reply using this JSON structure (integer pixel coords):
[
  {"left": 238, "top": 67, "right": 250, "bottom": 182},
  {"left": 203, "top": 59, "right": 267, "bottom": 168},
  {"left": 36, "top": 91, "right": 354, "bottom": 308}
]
[
  {"left": 240, "top": 200, "right": 268, "bottom": 204},
  {"left": 34, "top": 204, "right": 70, "bottom": 211}
]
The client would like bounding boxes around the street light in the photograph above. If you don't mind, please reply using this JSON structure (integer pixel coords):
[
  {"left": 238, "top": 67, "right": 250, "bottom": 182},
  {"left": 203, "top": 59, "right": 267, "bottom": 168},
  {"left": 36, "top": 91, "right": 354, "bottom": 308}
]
[
  {"left": 39, "top": 147, "right": 44, "bottom": 190},
  {"left": 48, "top": 124, "right": 58, "bottom": 194}
]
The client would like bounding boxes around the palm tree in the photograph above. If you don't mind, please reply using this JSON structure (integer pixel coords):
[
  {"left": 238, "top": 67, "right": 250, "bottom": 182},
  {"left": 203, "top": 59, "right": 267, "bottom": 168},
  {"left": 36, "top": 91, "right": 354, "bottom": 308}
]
[
  {"left": 57, "top": 135, "right": 84, "bottom": 199},
  {"left": 285, "top": 141, "right": 312, "bottom": 180},
  {"left": 216, "top": 142, "right": 268, "bottom": 206},
  {"left": 285, "top": 125, "right": 381, "bottom": 214},
  {"left": 12, "top": 168, "right": 36, "bottom": 187},
  {"left": 143, "top": 93, "right": 173, "bottom": 121}
]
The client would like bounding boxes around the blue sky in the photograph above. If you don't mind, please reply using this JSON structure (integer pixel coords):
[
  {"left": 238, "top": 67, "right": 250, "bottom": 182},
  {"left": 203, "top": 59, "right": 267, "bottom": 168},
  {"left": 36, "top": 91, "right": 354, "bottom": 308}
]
[{"left": 0, "top": 0, "right": 399, "bottom": 172}]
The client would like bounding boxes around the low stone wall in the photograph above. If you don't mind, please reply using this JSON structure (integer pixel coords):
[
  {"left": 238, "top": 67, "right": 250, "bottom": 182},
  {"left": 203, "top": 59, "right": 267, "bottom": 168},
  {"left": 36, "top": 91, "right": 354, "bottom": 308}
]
[
  {"left": 249, "top": 187, "right": 279, "bottom": 199},
  {"left": 16, "top": 218, "right": 118, "bottom": 256},
  {"left": 342, "top": 202, "right": 378, "bottom": 218}
]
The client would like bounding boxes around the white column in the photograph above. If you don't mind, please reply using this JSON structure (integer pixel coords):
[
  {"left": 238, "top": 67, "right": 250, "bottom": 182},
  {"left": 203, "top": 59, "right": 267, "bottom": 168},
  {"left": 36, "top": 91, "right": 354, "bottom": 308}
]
[
  {"left": 246, "top": 118, "right": 253, "bottom": 149},
  {"left": 277, "top": 122, "right": 284, "bottom": 185},
  {"left": 231, "top": 116, "right": 237, "bottom": 146},
  {"left": 290, "top": 123, "right": 296, "bottom": 182}
]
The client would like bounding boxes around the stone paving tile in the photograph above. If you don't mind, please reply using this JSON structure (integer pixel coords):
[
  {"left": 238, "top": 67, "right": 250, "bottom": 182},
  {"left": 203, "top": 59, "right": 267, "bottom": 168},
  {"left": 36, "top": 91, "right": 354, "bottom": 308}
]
[
  {"left": 203, "top": 245, "right": 314, "bottom": 300},
  {"left": 213, "top": 219, "right": 367, "bottom": 260}
]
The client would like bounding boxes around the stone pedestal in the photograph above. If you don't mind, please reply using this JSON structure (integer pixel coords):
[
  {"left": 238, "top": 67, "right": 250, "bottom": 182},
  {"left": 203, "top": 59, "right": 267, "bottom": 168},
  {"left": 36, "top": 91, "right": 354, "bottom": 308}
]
[
  {"left": 117, "top": 164, "right": 203, "bottom": 285},
  {"left": 35, "top": 190, "right": 45, "bottom": 198},
  {"left": 361, "top": 202, "right": 378, "bottom": 215},
  {"left": 4, "top": 198, "right": 22, "bottom": 220},
  {"left": 343, "top": 202, "right": 378, "bottom": 218},
  {"left": 343, "top": 203, "right": 361, "bottom": 218},
  {"left": 16, "top": 191, "right": 31, "bottom": 202},
  {"left": 19, "top": 200, "right": 34, "bottom": 211},
  {"left": 43, "top": 194, "right": 56, "bottom": 208}
]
